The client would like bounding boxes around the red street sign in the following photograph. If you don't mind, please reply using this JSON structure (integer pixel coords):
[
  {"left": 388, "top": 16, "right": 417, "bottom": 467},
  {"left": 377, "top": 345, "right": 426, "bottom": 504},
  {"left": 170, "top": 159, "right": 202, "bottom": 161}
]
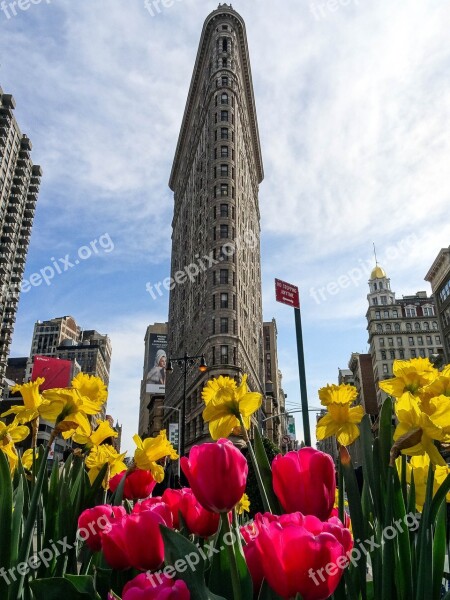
[{"left": 275, "top": 278, "right": 300, "bottom": 309}]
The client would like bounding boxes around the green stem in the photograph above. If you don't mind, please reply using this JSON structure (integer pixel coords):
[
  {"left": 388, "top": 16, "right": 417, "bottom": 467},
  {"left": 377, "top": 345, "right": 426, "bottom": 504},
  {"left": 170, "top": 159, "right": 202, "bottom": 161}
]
[
  {"left": 220, "top": 513, "right": 242, "bottom": 600},
  {"left": 238, "top": 415, "right": 272, "bottom": 513}
]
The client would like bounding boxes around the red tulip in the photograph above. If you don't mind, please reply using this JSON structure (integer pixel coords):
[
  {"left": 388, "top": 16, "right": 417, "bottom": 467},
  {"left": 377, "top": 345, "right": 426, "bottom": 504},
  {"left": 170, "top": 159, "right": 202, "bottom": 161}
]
[
  {"left": 181, "top": 439, "right": 248, "bottom": 513},
  {"left": 255, "top": 512, "right": 349, "bottom": 600},
  {"left": 162, "top": 488, "right": 189, "bottom": 529},
  {"left": 272, "top": 447, "right": 336, "bottom": 520},
  {"left": 101, "top": 516, "right": 130, "bottom": 569},
  {"left": 178, "top": 489, "right": 220, "bottom": 538},
  {"left": 77, "top": 505, "right": 126, "bottom": 552},
  {"left": 122, "top": 573, "right": 190, "bottom": 600},
  {"left": 124, "top": 502, "right": 172, "bottom": 571},
  {"left": 109, "top": 469, "right": 156, "bottom": 500}
]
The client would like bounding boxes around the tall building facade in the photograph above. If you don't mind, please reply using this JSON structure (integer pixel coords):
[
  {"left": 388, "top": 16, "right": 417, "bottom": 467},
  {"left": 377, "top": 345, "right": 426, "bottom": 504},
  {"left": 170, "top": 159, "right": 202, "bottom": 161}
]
[
  {"left": 347, "top": 353, "right": 378, "bottom": 418},
  {"left": 29, "top": 316, "right": 112, "bottom": 386},
  {"left": 166, "top": 5, "right": 264, "bottom": 450},
  {"left": 425, "top": 247, "right": 450, "bottom": 364},
  {"left": 366, "top": 265, "right": 443, "bottom": 406},
  {"left": 0, "top": 87, "right": 42, "bottom": 384},
  {"left": 263, "top": 319, "right": 287, "bottom": 447}
]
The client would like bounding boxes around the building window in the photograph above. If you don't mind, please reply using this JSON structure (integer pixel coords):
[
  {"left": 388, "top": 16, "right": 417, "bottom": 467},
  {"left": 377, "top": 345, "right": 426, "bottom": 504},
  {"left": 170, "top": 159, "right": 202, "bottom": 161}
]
[
  {"left": 220, "top": 203, "right": 228, "bottom": 217},
  {"left": 394, "top": 323, "right": 400, "bottom": 332},
  {"left": 406, "top": 323, "right": 412, "bottom": 332},
  {"left": 405, "top": 307, "right": 417, "bottom": 317},
  {"left": 221, "top": 145, "right": 229, "bottom": 157},
  {"left": 432, "top": 322, "right": 438, "bottom": 330},
  {"left": 222, "top": 76, "right": 228, "bottom": 86},
  {"left": 408, "top": 337, "right": 414, "bottom": 346},
  {"left": 381, "top": 296, "right": 387, "bottom": 305},
  {"left": 393, "top": 310, "right": 398, "bottom": 318},
  {"left": 379, "top": 338, "right": 385, "bottom": 346},
  {"left": 426, "top": 336, "right": 432, "bottom": 345},
  {"left": 221, "top": 93, "right": 228, "bottom": 104},
  {"left": 221, "top": 128, "right": 229, "bottom": 140},
  {"left": 220, "top": 317, "right": 229, "bottom": 333},
  {"left": 220, "top": 183, "right": 229, "bottom": 196},
  {"left": 377, "top": 324, "right": 382, "bottom": 332},
  {"left": 212, "top": 346, "right": 216, "bottom": 365},
  {"left": 428, "top": 348, "right": 434, "bottom": 357},
  {"left": 414, "top": 323, "right": 421, "bottom": 331},
  {"left": 383, "top": 364, "right": 388, "bottom": 375},
  {"left": 220, "top": 293, "right": 228, "bottom": 308},
  {"left": 220, "top": 345, "right": 229, "bottom": 364},
  {"left": 265, "top": 335, "right": 270, "bottom": 350},
  {"left": 419, "top": 349, "right": 426, "bottom": 358},
  {"left": 220, "top": 269, "right": 228, "bottom": 284},
  {"left": 390, "top": 350, "right": 395, "bottom": 359},
  {"left": 388, "top": 337, "right": 393, "bottom": 346},
  {"left": 372, "top": 298, "right": 378, "bottom": 305},
  {"left": 221, "top": 110, "right": 229, "bottom": 122},
  {"left": 220, "top": 164, "right": 229, "bottom": 177},
  {"left": 397, "top": 337, "right": 403, "bottom": 346},
  {"left": 423, "top": 306, "right": 434, "bottom": 316},
  {"left": 384, "top": 310, "right": 389, "bottom": 318},
  {"left": 436, "top": 335, "right": 441, "bottom": 344},
  {"left": 423, "top": 322, "right": 430, "bottom": 331},
  {"left": 381, "top": 350, "right": 386, "bottom": 359},
  {"left": 375, "top": 311, "right": 381, "bottom": 319},
  {"left": 212, "top": 318, "right": 215, "bottom": 334},
  {"left": 222, "top": 38, "right": 228, "bottom": 52},
  {"left": 418, "top": 336, "right": 423, "bottom": 346},
  {"left": 399, "top": 349, "right": 405, "bottom": 359},
  {"left": 220, "top": 224, "right": 229, "bottom": 238},
  {"left": 386, "top": 324, "right": 392, "bottom": 332}
]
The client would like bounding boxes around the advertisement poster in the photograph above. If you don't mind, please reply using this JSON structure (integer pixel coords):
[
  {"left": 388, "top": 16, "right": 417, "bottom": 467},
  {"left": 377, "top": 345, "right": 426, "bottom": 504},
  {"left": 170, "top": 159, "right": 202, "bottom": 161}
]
[
  {"left": 31, "top": 355, "right": 73, "bottom": 390},
  {"left": 145, "top": 333, "right": 167, "bottom": 394}
]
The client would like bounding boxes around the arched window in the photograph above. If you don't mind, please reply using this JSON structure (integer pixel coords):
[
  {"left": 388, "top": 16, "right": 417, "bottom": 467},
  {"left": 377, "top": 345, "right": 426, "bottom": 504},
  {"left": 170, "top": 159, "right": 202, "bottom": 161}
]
[
  {"left": 415, "top": 323, "right": 421, "bottom": 331},
  {"left": 221, "top": 93, "right": 228, "bottom": 105}
]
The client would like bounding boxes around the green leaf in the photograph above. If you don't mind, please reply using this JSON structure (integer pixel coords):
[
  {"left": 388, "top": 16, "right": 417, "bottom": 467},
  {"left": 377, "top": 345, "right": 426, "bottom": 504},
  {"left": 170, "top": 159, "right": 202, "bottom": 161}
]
[
  {"left": 11, "top": 477, "right": 25, "bottom": 566},
  {"left": 252, "top": 426, "right": 282, "bottom": 514},
  {"left": 160, "top": 525, "right": 227, "bottom": 600},
  {"left": 391, "top": 466, "right": 413, "bottom": 600},
  {"left": 415, "top": 463, "right": 434, "bottom": 600},
  {"left": 378, "top": 397, "right": 393, "bottom": 486},
  {"left": 30, "top": 575, "right": 100, "bottom": 599},
  {"left": 432, "top": 500, "right": 446, "bottom": 600},
  {"left": 381, "top": 467, "right": 395, "bottom": 600},
  {"left": 359, "top": 415, "right": 380, "bottom": 520},
  {"left": 429, "top": 472, "right": 450, "bottom": 524},
  {"left": 0, "top": 450, "right": 13, "bottom": 598}
]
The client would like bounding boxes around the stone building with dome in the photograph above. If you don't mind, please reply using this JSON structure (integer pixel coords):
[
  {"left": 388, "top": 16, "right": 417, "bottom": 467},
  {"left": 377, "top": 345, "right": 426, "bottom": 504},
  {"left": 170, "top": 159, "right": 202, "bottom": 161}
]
[{"left": 366, "top": 264, "right": 444, "bottom": 407}]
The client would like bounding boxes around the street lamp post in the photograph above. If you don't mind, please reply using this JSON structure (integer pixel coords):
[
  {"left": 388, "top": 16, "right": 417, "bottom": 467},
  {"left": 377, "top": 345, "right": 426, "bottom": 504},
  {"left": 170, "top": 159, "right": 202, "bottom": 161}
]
[{"left": 166, "top": 353, "right": 207, "bottom": 462}]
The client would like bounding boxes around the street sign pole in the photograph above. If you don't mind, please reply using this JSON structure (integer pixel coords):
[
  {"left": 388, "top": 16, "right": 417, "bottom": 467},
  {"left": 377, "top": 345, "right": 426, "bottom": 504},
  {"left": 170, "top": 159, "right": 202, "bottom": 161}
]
[
  {"left": 294, "top": 306, "right": 311, "bottom": 447},
  {"left": 274, "top": 278, "right": 311, "bottom": 447}
]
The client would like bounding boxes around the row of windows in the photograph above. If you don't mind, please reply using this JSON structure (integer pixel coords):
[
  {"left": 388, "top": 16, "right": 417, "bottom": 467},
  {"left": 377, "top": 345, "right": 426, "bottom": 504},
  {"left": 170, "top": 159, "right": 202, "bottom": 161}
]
[
  {"left": 214, "top": 145, "right": 233, "bottom": 159},
  {"left": 212, "top": 204, "right": 234, "bottom": 219},
  {"left": 374, "top": 306, "right": 434, "bottom": 317},
  {"left": 212, "top": 224, "right": 235, "bottom": 239},
  {"left": 372, "top": 296, "right": 393, "bottom": 306},
  {"left": 211, "top": 345, "right": 236, "bottom": 365},
  {"left": 211, "top": 317, "right": 236, "bottom": 334},
  {"left": 213, "top": 183, "right": 235, "bottom": 198},
  {"left": 212, "top": 292, "right": 236, "bottom": 310},
  {"left": 212, "top": 269, "right": 235, "bottom": 285},
  {"left": 213, "top": 164, "right": 235, "bottom": 179},
  {"left": 215, "top": 127, "right": 234, "bottom": 142},
  {"left": 375, "top": 321, "right": 439, "bottom": 333},
  {"left": 215, "top": 110, "right": 233, "bottom": 124},
  {"left": 440, "top": 279, "right": 450, "bottom": 304},
  {"left": 382, "top": 347, "right": 436, "bottom": 368},
  {"left": 379, "top": 335, "right": 441, "bottom": 347}
]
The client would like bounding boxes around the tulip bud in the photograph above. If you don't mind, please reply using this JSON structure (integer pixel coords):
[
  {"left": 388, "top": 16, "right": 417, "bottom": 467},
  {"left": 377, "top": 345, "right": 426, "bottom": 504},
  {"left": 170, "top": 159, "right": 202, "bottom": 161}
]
[
  {"left": 272, "top": 447, "right": 336, "bottom": 520},
  {"left": 77, "top": 505, "right": 126, "bottom": 552},
  {"left": 109, "top": 469, "right": 156, "bottom": 500},
  {"left": 181, "top": 439, "right": 248, "bottom": 513},
  {"left": 122, "top": 573, "right": 190, "bottom": 600}
]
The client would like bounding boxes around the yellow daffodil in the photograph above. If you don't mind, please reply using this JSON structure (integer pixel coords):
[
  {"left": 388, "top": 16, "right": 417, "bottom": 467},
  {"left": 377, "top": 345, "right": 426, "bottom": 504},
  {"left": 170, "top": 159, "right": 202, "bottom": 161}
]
[
  {"left": 319, "top": 384, "right": 358, "bottom": 407},
  {"left": 2, "top": 378, "right": 47, "bottom": 424},
  {"left": 21, "top": 448, "right": 39, "bottom": 470},
  {"left": 202, "top": 374, "right": 262, "bottom": 440},
  {"left": 39, "top": 388, "right": 93, "bottom": 436},
  {"left": 72, "top": 373, "right": 107, "bottom": 409},
  {"left": 236, "top": 493, "right": 250, "bottom": 515},
  {"left": 0, "top": 421, "right": 30, "bottom": 472},
  {"left": 85, "top": 444, "right": 127, "bottom": 487},
  {"left": 316, "top": 383, "right": 364, "bottom": 446},
  {"left": 379, "top": 358, "right": 438, "bottom": 399},
  {"left": 393, "top": 393, "right": 447, "bottom": 466},
  {"left": 133, "top": 431, "right": 178, "bottom": 483},
  {"left": 316, "top": 404, "right": 364, "bottom": 446},
  {"left": 69, "top": 419, "right": 118, "bottom": 447},
  {"left": 397, "top": 454, "right": 450, "bottom": 512},
  {"left": 421, "top": 367, "right": 450, "bottom": 404}
]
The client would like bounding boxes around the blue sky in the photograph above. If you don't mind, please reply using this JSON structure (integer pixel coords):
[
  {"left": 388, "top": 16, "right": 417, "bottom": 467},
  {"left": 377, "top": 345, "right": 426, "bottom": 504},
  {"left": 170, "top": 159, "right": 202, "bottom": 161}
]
[{"left": 1, "top": 0, "right": 449, "bottom": 454}]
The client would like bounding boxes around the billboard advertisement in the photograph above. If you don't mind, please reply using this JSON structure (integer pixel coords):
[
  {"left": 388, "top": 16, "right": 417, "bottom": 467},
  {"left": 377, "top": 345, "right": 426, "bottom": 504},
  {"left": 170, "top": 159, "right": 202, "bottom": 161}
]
[
  {"left": 145, "top": 333, "right": 167, "bottom": 394},
  {"left": 287, "top": 414, "right": 296, "bottom": 440},
  {"left": 31, "top": 355, "right": 73, "bottom": 390}
]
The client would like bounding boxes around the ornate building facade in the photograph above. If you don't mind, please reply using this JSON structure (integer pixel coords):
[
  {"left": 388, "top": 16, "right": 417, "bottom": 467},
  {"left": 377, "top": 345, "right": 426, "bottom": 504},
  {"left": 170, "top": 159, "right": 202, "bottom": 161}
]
[{"left": 166, "top": 5, "right": 264, "bottom": 450}]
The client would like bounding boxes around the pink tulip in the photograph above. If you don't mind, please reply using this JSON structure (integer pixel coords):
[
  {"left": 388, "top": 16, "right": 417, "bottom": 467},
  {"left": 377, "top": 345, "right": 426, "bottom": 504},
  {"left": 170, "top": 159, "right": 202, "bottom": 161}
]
[
  {"left": 122, "top": 573, "right": 190, "bottom": 600},
  {"left": 181, "top": 439, "right": 247, "bottom": 513},
  {"left": 109, "top": 469, "right": 156, "bottom": 500},
  {"left": 272, "top": 447, "right": 336, "bottom": 520},
  {"left": 178, "top": 489, "right": 220, "bottom": 538},
  {"left": 77, "top": 505, "right": 126, "bottom": 552}
]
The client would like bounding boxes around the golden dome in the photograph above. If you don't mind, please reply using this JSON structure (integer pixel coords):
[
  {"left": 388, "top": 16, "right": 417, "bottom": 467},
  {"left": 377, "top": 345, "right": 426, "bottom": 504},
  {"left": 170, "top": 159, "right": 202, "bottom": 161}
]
[{"left": 371, "top": 265, "right": 387, "bottom": 279}]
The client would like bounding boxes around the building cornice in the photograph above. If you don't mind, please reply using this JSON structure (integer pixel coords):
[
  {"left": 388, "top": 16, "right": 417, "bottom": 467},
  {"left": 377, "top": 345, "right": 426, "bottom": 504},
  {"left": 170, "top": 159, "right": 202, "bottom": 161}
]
[
  {"left": 425, "top": 247, "right": 450, "bottom": 290},
  {"left": 169, "top": 4, "right": 264, "bottom": 191}
]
